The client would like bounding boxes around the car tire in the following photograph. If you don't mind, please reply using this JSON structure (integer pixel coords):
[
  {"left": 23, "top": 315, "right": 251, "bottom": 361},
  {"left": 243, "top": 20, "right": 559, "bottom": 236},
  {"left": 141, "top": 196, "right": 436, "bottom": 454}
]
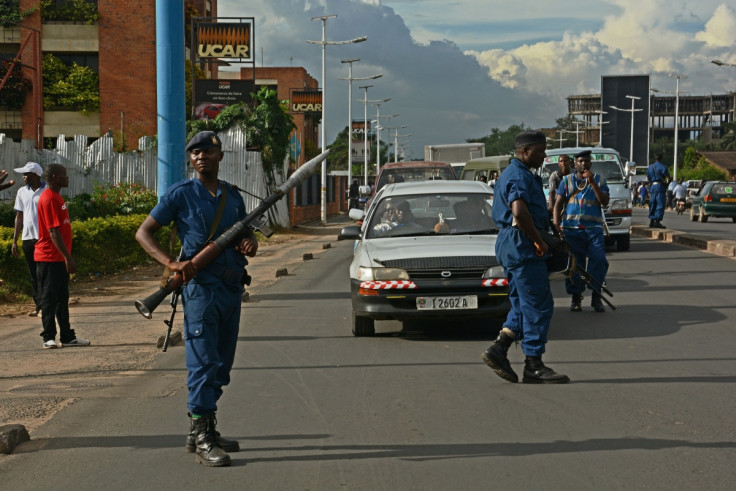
[
  {"left": 352, "top": 313, "right": 375, "bottom": 337},
  {"left": 700, "top": 208, "right": 708, "bottom": 223},
  {"left": 690, "top": 207, "right": 698, "bottom": 222},
  {"left": 615, "top": 234, "right": 630, "bottom": 251}
]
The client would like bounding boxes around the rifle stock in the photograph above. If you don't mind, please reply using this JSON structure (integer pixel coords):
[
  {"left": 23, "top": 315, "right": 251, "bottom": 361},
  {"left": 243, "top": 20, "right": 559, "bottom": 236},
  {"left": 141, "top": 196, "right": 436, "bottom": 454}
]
[{"left": 135, "top": 150, "right": 329, "bottom": 318}]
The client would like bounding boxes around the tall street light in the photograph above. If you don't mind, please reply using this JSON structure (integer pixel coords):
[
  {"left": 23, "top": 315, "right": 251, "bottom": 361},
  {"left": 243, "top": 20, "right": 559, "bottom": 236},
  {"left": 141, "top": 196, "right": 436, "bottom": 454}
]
[
  {"left": 357, "top": 86, "right": 386, "bottom": 185},
  {"left": 597, "top": 110, "right": 608, "bottom": 146},
  {"left": 339, "top": 59, "right": 381, "bottom": 190},
  {"left": 372, "top": 99, "right": 391, "bottom": 176},
  {"left": 392, "top": 126, "right": 408, "bottom": 161},
  {"left": 610, "top": 95, "right": 642, "bottom": 164},
  {"left": 711, "top": 59, "right": 736, "bottom": 67},
  {"left": 308, "top": 14, "right": 367, "bottom": 224},
  {"left": 379, "top": 113, "right": 399, "bottom": 162},
  {"left": 669, "top": 73, "right": 688, "bottom": 181}
]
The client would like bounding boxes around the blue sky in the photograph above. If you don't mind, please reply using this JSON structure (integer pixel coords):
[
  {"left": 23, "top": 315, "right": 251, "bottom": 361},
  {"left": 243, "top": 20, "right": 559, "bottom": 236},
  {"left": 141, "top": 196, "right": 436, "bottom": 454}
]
[{"left": 218, "top": 0, "right": 736, "bottom": 160}]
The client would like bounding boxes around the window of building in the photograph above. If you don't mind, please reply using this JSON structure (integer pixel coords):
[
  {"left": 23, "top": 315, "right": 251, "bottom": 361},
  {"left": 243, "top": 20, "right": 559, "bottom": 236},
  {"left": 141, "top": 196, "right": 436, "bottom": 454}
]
[{"left": 54, "top": 53, "right": 99, "bottom": 72}]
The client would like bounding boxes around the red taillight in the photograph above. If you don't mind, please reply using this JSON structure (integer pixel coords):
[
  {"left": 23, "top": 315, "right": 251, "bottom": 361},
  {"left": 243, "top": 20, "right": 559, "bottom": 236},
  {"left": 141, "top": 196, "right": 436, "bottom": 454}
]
[
  {"left": 705, "top": 195, "right": 713, "bottom": 203},
  {"left": 359, "top": 288, "right": 379, "bottom": 296}
]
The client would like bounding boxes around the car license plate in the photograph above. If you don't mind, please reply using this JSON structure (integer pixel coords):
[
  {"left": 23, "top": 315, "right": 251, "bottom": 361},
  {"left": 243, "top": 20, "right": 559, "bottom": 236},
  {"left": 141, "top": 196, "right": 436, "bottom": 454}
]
[
  {"left": 416, "top": 295, "right": 478, "bottom": 310},
  {"left": 720, "top": 198, "right": 736, "bottom": 202}
]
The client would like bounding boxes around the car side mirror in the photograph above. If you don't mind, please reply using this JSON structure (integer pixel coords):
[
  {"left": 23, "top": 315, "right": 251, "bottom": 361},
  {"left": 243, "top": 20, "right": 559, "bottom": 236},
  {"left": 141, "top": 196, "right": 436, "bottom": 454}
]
[{"left": 338, "top": 225, "right": 362, "bottom": 241}]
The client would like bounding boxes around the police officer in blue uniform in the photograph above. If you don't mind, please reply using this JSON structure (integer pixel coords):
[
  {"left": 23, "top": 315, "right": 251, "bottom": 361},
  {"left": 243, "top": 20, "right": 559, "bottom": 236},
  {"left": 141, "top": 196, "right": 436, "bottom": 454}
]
[
  {"left": 647, "top": 153, "right": 670, "bottom": 228},
  {"left": 136, "top": 131, "right": 258, "bottom": 467},
  {"left": 481, "top": 131, "right": 569, "bottom": 384}
]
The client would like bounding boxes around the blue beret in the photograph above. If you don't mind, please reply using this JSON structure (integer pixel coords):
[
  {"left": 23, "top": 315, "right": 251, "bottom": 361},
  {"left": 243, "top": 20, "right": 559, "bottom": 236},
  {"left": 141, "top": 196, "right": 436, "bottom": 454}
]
[
  {"left": 185, "top": 131, "right": 222, "bottom": 152},
  {"left": 574, "top": 150, "right": 592, "bottom": 159},
  {"left": 514, "top": 130, "right": 546, "bottom": 147}
]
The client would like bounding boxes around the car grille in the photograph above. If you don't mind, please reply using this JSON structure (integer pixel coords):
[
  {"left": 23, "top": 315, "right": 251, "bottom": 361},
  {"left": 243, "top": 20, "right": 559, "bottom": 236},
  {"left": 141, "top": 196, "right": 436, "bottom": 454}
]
[{"left": 379, "top": 256, "right": 497, "bottom": 280}]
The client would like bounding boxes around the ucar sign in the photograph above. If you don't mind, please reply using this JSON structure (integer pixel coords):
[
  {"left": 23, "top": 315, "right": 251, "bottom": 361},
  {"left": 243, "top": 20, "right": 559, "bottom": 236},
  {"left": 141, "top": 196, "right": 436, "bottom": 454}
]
[
  {"left": 291, "top": 90, "right": 322, "bottom": 113},
  {"left": 197, "top": 21, "right": 254, "bottom": 62}
]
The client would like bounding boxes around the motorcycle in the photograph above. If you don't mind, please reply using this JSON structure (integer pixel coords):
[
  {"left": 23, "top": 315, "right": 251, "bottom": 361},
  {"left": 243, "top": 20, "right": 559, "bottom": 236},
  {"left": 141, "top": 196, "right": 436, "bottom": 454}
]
[{"left": 676, "top": 198, "right": 686, "bottom": 215}]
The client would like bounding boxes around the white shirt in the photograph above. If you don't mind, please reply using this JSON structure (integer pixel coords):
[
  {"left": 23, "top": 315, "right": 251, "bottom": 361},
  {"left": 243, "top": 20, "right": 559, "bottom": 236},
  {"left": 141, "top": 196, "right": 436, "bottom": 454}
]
[
  {"left": 13, "top": 182, "right": 46, "bottom": 240},
  {"left": 674, "top": 183, "right": 688, "bottom": 199}
]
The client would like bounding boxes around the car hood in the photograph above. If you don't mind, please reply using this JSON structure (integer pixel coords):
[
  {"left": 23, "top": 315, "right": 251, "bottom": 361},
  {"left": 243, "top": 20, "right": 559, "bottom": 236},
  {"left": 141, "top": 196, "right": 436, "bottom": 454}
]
[{"left": 360, "top": 235, "right": 497, "bottom": 266}]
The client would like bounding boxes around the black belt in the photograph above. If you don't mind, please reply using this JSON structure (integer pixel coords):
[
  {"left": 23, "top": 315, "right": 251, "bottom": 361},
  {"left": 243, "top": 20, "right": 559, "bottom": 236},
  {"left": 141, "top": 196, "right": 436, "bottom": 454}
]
[{"left": 204, "top": 264, "right": 243, "bottom": 284}]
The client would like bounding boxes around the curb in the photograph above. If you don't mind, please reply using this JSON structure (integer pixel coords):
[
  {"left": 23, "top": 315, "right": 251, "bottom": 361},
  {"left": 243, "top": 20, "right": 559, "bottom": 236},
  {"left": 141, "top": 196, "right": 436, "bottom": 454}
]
[{"left": 631, "top": 225, "right": 736, "bottom": 257}]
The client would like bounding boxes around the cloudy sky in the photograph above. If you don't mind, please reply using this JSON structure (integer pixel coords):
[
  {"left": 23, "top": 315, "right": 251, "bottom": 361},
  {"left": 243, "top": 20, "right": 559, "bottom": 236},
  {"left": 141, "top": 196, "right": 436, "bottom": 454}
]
[{"left": 218, "top": 0, "right": 736, "bottom": 159}]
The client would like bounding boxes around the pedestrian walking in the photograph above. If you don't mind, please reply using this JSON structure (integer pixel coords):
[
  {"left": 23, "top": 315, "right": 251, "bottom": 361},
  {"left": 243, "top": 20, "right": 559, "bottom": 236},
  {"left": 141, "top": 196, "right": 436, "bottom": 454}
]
[
  {"left": 553, "top": 150, "right": 610, "bottom": 312},
  {"left": 647, "top": 153, "right": 670, "bottom": 228},
  {"left": 11, "top": 162, "right": 46, "bottom": 316},
  {"left": 35, "top": 164, "right": 91, "bottom": 349},
  {"left": 135, "top": 131, "right": 258, "bottom": 467},
  {"left": 481, "top": 130, "right": 569, "bottom": 384}
]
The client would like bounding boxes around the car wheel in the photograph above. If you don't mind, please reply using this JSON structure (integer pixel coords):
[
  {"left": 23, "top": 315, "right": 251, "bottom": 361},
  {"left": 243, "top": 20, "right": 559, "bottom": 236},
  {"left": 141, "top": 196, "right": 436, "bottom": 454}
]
[
  {"left": 615, "top": 234, "right": 630, "bottom": 251},
  {"left": 690, "top": 207, "right": 698, "bottom": 222},
  {"left": 352, "top": 313, "right": 375, "bottom": 337},
  {"left": 699, "top": 208, "right": 708, "bottom": 223}
]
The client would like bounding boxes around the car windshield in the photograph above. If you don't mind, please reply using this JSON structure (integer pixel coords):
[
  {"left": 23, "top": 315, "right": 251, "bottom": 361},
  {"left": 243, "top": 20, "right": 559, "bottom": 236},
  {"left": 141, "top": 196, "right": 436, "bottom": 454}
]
[
  {"left": 710, "top": 183, "right": 736, "bottom": 197},
  {"left": 367, "top": 192, "right": 497, "bottom": 239},
  {"left": 376, "top": 167, "right": 456, "bottom": 191},
  {"left": 539, "top": 163, "right": 558, "bottom": 188},
  {"left": 591, "top": 160, "right": 625, "bottom": 183}
]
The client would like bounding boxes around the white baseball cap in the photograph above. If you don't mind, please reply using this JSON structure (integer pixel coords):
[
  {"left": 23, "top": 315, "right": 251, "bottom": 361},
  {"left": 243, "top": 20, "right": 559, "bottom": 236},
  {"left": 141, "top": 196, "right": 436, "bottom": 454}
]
[{"left": 13, "top": 162, "right": 43, "bottom": 176}]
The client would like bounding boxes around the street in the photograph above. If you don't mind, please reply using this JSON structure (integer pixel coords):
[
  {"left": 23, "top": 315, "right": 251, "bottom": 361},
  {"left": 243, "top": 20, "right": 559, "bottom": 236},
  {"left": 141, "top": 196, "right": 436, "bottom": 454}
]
[{"left": 1, "top": 224, "right": 735, "bottom": 490}]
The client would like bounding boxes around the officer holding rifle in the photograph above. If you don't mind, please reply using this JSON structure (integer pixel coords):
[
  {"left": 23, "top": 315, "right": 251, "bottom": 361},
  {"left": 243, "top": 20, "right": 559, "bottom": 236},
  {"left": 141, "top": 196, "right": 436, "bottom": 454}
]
[{"left": 136, "top": 131, "right": 258, "bottom": 467}]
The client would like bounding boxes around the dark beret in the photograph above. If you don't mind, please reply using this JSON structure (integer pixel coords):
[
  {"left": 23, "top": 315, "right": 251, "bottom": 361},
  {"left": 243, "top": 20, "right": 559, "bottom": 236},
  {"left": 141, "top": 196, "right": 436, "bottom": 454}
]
[
  {"left": 185, "top": 131, "right": 222, "bottom": 152},
  {"left": 514, "top": 130, "right": 546, "bottom": 148},
  {"left": 574, "top": 150, "right": 592, "bottom": 159}
]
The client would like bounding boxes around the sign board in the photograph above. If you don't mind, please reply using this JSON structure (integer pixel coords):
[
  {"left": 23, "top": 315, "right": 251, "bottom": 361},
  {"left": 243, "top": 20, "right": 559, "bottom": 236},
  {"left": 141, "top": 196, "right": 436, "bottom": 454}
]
[
  {"left": 601, "top": 75, "right": 650, "bottom": 166},
  {"left": 352, "top": 140, "right": 370, "bottom": 164},
  {"left": 197, "top": 21, "right": 254, "bottom": 61},
  {"left": 193, "top": 79, "right": 254, "bottom": 120},
  {"left": 291, "top": 90, "right": 322, "bottom": 113}
]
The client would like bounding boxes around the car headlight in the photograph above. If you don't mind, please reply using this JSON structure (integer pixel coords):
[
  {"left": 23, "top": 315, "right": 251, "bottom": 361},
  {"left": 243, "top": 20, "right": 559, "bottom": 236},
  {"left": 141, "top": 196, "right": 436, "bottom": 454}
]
[
  {"left": 610, "top": 199, "right": 631, "bottom": 210},
  {"left": 482, "top": 265, "right": 505, "bottom": 279},
  {"left": 356, "top": 267, "right": 410, "bottom": 281}
]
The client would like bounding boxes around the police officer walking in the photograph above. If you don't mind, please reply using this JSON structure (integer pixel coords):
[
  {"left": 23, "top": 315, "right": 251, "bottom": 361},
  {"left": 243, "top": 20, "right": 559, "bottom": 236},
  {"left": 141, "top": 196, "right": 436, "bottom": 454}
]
[
  {"left": 136, "top": 131, "right": 259, "bottom": 467},
  {"left": 647, "top": 153, "right": 671, "bottom": 228},
  {"left": 481, "top": 130, "right": 569, "bottom": 384}
]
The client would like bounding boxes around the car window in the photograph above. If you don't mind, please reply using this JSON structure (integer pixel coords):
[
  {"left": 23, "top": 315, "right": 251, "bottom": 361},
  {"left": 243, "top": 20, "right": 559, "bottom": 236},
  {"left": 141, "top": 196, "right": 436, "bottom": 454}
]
[
  {"left": 710, "top": 183, "right": 736, "bottom": 197},
  {"left": 367, "top": 192, "right": 496, "bottom": 238},
  {"left": 591, "top": 161, "right": 624, "bottom": 183},
  {"left": 376, "top": 167, "right": 456, "bottom": 191},
  {"left": 539, "top": 163, "right": 558, "bottom": 187}
]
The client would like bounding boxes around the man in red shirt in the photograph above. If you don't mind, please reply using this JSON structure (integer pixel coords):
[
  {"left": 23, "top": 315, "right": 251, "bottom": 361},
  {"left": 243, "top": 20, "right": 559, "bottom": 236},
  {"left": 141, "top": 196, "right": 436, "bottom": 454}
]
[{"left": 35, "top": 164, "right": 90, "bottom": 349}]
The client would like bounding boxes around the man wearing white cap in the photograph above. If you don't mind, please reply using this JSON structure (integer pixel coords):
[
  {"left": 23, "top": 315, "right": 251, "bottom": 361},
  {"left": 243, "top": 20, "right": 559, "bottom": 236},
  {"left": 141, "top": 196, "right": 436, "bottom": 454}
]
[{"left": 11, "top": 162, "right": 46, "bottom": 316}]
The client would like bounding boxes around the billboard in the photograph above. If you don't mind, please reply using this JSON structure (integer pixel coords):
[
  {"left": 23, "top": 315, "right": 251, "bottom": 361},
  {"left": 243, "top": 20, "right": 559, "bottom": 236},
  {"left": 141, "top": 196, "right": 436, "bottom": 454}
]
[
  {"left": 601, "top": 75, "right": 650, "bottom": 166},
  {"left": 291, "top": 90, "right": 322, "bottom": 113},
  {"left": 193, "top": 79, "right": 254, "bottom": 120},
  {"left": 197, "top": 21, "right": 254, "bottom": 61}
]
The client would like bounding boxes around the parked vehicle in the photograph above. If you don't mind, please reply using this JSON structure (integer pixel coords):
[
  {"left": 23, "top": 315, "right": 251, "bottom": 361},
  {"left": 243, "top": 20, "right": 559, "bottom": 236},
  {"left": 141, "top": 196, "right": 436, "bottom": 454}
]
[
  {"left": 542, "top": 147, "right": 632, "bottom": 251},
  {"left": 339, "top": 181, "right": 509, "bottom": 336},
  {"left": 689, "top": 181, "right": 736, "bottom": 222},
  {"left": 369, "top": 161, "right": 457, "bottom": 210}
]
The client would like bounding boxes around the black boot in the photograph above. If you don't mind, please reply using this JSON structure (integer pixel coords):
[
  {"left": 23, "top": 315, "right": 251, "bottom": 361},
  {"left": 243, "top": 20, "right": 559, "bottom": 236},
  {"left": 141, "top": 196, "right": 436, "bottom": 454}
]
[
  {"left": 522, "top": 356, "right": 570, "bottom": 384},
  {"left": 570, "top": 294, "right": 582, "bottom": 312},
  {"left": 186, "top": 413, "right": 240, "bottom": 453},
  {"left": 649, "top": 220, "right": 657, "bottom": 228},
  {"left": 591, "top": 293, "right": 605, "bottom": 313},
  {"left": 481, "top": 329, "right": 518, "bottom": 383},
  {"left": 192, "top": 414, "right": 231, "bottom": 467}
]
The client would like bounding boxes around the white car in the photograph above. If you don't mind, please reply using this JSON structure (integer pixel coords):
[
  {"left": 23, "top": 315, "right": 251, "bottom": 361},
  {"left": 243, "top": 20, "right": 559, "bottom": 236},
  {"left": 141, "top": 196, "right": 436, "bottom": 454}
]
[{"left": 339, "top": 181, "right": 510, "bottom": 336}]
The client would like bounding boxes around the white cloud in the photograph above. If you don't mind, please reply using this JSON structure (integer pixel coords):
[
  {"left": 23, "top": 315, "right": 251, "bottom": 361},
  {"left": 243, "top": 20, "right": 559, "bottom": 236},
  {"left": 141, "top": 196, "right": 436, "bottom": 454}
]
[{"left": 695, "top": 4, "right": 736, "bottom": 47}]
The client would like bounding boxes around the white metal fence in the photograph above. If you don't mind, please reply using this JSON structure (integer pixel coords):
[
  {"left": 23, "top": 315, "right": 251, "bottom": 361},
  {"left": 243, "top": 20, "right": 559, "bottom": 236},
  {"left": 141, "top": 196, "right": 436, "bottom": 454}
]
[{"left": 0, "top": 127, "right": 292, "bottom": 227}]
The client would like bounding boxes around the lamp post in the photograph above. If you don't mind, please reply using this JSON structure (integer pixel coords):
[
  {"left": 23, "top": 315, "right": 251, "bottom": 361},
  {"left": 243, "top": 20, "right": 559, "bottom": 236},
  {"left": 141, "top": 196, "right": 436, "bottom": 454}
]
[
  {"left": 711, "top": 59, "right": 736, "bottom": 67},
  {"left": 379, "top": 113, "right": 399, "bottom": 162},
  {"left": 339, "top": 60, "right": 381, "bottom": 190},
  {"left": 596, "top": 110, "right": 608, "bottom": 146},
  {"left": 669, "top": 73, "right": 687, "bottom": 181},
  {"left": 393, "top": 126, "right": 408, "bottom": 162},
  {"left": 357, "top": 85, "right": 374, "bottom": 186},
  {"left": 372, "top": 99, "right": 391, "bottom": 175},
  {"left": 307, "top": 14, "right": 367, "bottom": 225},
  {"left": 571, "top": 120, "right": 585, "bottom": 147},
  {"left": 610, "top": 95, "right": 642, "bottom": 164}
]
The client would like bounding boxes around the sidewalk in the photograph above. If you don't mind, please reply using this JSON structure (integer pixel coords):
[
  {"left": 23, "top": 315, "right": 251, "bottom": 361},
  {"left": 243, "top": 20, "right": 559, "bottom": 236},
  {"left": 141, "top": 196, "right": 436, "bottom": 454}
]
[{"left": 0, "top": 214, "right": 352, "bottom": 451}]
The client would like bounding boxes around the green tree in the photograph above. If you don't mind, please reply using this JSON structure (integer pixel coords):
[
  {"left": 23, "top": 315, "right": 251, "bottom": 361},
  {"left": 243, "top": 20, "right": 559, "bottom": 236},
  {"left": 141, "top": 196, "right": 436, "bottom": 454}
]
[
  {"left": 718, "top": 121, "right": 736, "bottom": 150},
  {"left": 42, "top": 54, "right": 99, "bottom": 113},
  {"left": 468, "top": 123, "right": 530, "bottom": 156},
  {"left": 0, "top": 58, "right": 31, "bottom": 109},
  {"left": 41, "top": 0, "right": 98, "bottom": 23}
]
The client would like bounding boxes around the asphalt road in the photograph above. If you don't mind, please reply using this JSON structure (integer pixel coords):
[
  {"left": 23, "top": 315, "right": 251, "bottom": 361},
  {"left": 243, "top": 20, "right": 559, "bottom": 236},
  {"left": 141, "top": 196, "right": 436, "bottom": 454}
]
[
  {"left": 631, "top": 205, "right": 736, "bottom": 240},
  {"left": 1, "top": 228, "right": 735, "bottom": 489}
]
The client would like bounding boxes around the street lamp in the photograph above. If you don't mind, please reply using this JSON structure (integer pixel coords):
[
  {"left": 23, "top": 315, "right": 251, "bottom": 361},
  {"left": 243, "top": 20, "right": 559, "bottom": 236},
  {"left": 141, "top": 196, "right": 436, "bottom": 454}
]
[
  {"left": 610, "top": 95, "right": 642, "bottom": 164},
  {"left": 393, "top": 126, "right": 408, "bottom": 162},
  {"left": 711, "top": 59, "right": 736, "bottom": 67},
  {"left": 372, "top": 98, "right": 391, "bottom": 175},
  {"left": 669, "top": 73, "right": 687, "bottom": 181},
  {"left": 596, "top": 110, "right": 608, "bottom": 146},
  {"left": 339, "top": 59, "right": 381, "bottom": 190},
  {"left": 307, "top": 14, "right": 367, "bottom": 224},
  {"left": 379, "top": 113, "right": 399, "bottom": 162}
]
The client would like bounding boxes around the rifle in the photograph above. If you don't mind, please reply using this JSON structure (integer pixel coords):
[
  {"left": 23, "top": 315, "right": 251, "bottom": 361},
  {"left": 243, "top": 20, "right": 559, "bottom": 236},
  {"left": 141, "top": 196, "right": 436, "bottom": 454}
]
[
  {"left": 135, "top": 149, "right": 329, "bottom": 320},
  {"left": 161, "top": 287, "right": 181, "bottom": 352}
]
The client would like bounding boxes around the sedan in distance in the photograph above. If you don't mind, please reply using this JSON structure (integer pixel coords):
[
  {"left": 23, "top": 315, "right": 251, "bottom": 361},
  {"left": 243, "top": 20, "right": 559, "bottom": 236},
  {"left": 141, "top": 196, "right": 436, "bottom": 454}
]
[
  {"left": 339, "top": 180, "right": 509, "bottom": 336},
  {"left": 689, "top": 181, "right": 736, "bottom": 222}
]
